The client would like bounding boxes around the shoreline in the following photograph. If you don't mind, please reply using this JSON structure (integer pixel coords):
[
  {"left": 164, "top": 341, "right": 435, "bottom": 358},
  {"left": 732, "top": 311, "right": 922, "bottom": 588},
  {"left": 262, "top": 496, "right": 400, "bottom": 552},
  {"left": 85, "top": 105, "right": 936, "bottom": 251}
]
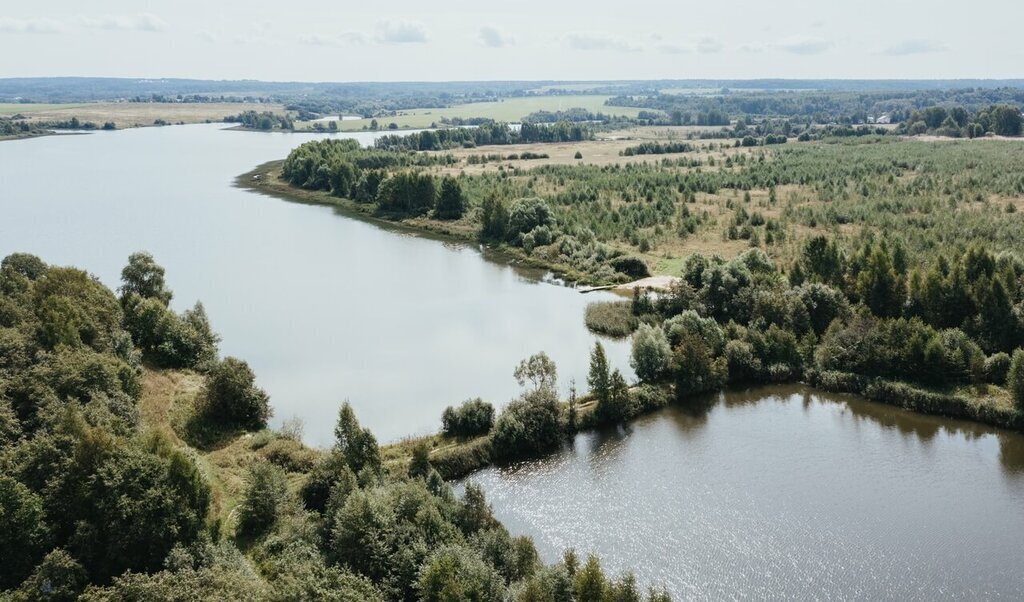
[{"left": 236, "top": 159, "right": 615, "bottom": 286}]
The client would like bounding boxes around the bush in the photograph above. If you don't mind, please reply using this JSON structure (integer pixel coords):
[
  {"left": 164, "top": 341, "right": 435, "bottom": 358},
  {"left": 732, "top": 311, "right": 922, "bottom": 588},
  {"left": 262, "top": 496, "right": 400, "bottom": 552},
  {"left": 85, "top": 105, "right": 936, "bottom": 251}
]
[
  {"left": 608, "top": 256, "right": 650, "bottom": 279},
  {"left": 584, "top": 301, "right": 637, "bottom": 337},
  {"left": 630, "top": 323, "right": 671, "bottom": 383},
  {"left": 507, "top": 198, "right": 553, "bottom": 240},
  {"left": 441, "top": 398, "right": 495, "bottom": 438},
  {"left": 1010, "top": 349, "right": 1024, "bottom": 410},
  {"left": 491, "top": 388, "right": 562, "bottom": 462},
  {"left": 201, "top": 357, "right": 271, "bottom": 430},
  {"left": 985, "top": 352, "right": 1012, "bottom": 384},
  {"left": 430, "top": 438, "right": 493, "bottom": 480},
  {"left": 237, "top": 461, "right": 289, "bottom": 538},
  {"left": 417, "top": 545, "right": 505, "bottom": 601},
  {"left": 261, "top": 437, "right": 318, "bottom": 472}
]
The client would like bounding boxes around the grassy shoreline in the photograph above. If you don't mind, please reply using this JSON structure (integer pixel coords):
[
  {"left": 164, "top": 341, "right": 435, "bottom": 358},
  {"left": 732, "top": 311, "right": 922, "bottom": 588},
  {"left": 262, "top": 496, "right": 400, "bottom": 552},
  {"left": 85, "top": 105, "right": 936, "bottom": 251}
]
[{"left": 236, "top": 160, "right": 610, "bottom": 285}]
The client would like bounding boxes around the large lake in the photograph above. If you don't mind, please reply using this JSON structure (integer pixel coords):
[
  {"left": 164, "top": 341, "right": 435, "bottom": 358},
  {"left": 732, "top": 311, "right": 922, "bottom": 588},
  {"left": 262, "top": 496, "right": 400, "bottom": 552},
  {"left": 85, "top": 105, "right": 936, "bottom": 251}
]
[
  {"left": 464, "top": 385, "right": 1024, "bottom": 598},
  {"left": 0, "top": 124, "right": 632, "bottom": 445},
  {"left": 4, "top": 125, "right": 1024, "bottom": 599}
]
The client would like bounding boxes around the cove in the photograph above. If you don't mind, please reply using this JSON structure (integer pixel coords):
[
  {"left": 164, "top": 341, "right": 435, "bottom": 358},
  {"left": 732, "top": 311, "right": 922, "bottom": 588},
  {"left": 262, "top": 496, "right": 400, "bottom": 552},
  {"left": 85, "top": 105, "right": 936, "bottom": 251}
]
[{"left": 0, "top": 123, "right": 632, "bottom": 445}]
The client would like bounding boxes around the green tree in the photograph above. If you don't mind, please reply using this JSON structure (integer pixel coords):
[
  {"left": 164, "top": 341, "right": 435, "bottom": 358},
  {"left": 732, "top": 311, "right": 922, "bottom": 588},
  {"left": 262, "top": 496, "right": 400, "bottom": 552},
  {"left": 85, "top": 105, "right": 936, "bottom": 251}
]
[
  {"left": 119, "top": 252, "right": 172, "bottom": 305},
  {"left": 435, "top": 177, "right": 467, "bottom": 220},
  {"left": 630, "top": 323, "right": 671, "bottom": 383},
  {"left": 417, "top": 545, "right": 505, "bottom": 602},
  {"left": 237, "top": 461, "right": 288, "bottom": 538},
  {"left": 0, "top": 476, "right": 51, "bottom": 589},
  {"left": 334, "top": 402, "right": 382, "bottom": 476},
  {"left": 201, "top": 357, "right": 270, "bottom": 430},
  {"left": 16, "top": 548, "right": 87, "bottom": 602},
  {"left": 588, "top": 342, "right": 611, "bottom": 405},
  {"left": 479, "top": 195, "right": 509, "bottom": 242},
  {"left": 856, "top": 246, "right": 906, "bottom": 318},
  {"left": 2, "top": 252, "right": 47, "bottom": 279},
  {"left": 672, "top": 332, "right": 728, "bottom": 398},
  {"left": 1009, "top": 349, "right": 1024, "bottom": 410},
  {"left": 408, "top": 440, "right": 431, "bottom": 479},
  {"left": 514, "top": 352, "right": 558, "bottom": 393},
  {"left": 573, "top": 555, "right": 607, "bottom": 601}
]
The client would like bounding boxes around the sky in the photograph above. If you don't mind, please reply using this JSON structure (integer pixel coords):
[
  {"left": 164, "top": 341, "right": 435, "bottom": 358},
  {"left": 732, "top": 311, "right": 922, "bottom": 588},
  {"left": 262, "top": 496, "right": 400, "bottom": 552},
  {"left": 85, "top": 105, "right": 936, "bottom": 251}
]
[{"left": 1, "top": 0, "right": 1022, "bottom": 82}]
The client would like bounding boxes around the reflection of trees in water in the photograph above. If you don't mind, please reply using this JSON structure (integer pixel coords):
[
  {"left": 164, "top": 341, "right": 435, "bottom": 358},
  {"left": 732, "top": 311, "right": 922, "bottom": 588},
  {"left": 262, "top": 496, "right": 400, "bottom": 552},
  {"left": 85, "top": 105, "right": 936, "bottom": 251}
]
[
  {"left": 669, "top": 384, "right": 1024, "bottom": 473},
  {"left": 499, "top": 383, "right": 1024, "bottom": 479},
  {"left": 998, "top": 433, "right": 1024, "bottom": 474}
]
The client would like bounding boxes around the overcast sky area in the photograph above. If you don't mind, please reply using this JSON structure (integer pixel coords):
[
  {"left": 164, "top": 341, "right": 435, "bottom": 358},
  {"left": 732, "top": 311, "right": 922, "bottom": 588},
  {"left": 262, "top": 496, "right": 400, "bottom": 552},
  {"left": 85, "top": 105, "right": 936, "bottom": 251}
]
[{"left": 1, "top": 0, "right": 1021, "bottom": 82}]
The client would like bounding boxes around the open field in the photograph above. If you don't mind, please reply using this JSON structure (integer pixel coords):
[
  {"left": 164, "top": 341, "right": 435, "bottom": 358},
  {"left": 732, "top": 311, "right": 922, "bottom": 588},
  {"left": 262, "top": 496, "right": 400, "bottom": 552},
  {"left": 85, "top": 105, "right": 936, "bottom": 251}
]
[
  {"left": 3, "top": 101, "right": 285, "bottom": 128},
  {"left": 295, "top": 94, "right": 647, "bottom": 132}
]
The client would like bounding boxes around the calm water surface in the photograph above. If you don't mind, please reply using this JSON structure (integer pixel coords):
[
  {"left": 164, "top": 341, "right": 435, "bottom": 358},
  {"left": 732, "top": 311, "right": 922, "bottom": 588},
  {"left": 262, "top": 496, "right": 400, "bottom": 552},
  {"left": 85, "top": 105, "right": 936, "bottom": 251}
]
[
  {"left": 464, "top": 385, "right": 1024, "bottom": 599},
  {"left": 0, "top": 124, "right": 632, "bottom": 445}
]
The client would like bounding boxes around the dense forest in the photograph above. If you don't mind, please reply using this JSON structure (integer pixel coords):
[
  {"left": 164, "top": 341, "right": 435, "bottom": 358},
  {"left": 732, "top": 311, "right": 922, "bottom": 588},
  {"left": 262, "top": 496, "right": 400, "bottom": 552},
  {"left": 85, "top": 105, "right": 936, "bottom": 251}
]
[
  {"left": 610, "top": 87, "right": 1024, "bottom": 126},
  {"left": 0, "top": 252, "right": 673, "bottom": 600}
]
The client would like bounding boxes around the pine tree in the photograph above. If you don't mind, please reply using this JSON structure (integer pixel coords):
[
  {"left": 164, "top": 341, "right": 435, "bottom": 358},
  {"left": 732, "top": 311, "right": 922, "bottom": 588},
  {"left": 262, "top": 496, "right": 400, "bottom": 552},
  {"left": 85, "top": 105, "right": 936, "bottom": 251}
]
[{"left": 588, "top": 342, "right": 610, "bottom": 407}]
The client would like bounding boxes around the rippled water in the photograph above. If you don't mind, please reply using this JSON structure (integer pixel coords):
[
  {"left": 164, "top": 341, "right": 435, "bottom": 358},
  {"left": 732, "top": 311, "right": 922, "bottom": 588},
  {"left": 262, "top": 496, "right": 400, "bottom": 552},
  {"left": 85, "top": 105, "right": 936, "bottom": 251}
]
[
  {"left": 464, "top": 385, "right": 1024, "bottom": 598},
  {"left": 0, "top": 124, "right": 632, "bottom": 445}
]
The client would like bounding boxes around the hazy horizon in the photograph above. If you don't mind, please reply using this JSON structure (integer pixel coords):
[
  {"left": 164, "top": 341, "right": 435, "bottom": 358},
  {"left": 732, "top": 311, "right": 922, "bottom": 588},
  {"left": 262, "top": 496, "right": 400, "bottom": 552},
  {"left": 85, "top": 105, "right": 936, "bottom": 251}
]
[{"left": 2, "top": 0, "right": 1021, "bottom": 81}]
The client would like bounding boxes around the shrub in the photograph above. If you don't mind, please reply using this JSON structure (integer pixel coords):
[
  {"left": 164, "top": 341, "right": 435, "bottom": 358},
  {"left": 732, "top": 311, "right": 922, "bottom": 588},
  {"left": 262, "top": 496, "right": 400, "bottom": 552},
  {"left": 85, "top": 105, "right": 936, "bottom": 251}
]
[
  {"left": 985, "top": 352, "right": 1012, "bottom": 384},
  {"left": 417, "top": 545, "right": 505, "bottom": 601},
  {"left": 237, "top": 461, "right": 289, "bottom": 538},
  {"left": 430, "top": 438, "right": 493, "bottom": 480},
  {"left": 201, "top": 357, "right": 271, "bottom": 430},
  {"left": 630, "top": 323, "right": 671, "bottom": 383},
  {"left": 1010, "top": 349, "right": 1024, "bottom": 410},
  {"left": 608, "top": 256, "right": 650, "bottom": 279},
  {"left": 491, "top": 388, "right": 562, "bottom": 461},
  {"left": 441, "top": 398, "right": 495, "bottom": 438},
  {"left": 507, "top": 198, "right": 553, "bottom": 240}
]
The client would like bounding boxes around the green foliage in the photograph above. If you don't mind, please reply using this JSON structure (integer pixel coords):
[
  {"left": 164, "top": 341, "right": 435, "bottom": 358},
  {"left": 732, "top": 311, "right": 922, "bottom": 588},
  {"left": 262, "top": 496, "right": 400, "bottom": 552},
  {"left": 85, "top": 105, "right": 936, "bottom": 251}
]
[
  {"left": 237, "top": 461, "right": 289, "bottom": 538},
  {"left": 631, "top": 323, "right": 672, "bottom": 383},
  {"left": 0, "top": 476, "right": 50, "bottom": 589},
  {"left": 435, "top": 176, "right": 467, "bottom": 220},
  {"left": 513, "top": 352, "right": 558, "bottom": 393},
  {"left": 417, "top": 545, "right": 506, "bottom": 601},
  {"left": 441, "top": 398, "right": 495, "bottom": 438},
  {"left": 408, "top": 441, "right": 431, "bottom": 479},
  {"left": 376, "top": 171, "right": 437, "bottom": 217},
  {"left": 119, "top": 252, "right": 172, "bottom": 306},
  {"left": 2, "top": 253, "right": 47, "bottom": 280},
  {"left": 1009, "top": 349, "right": 1024, "bottom": 410},
  {"left": 199, "top": 357, "right": 270, "bottom": 430},
  {"left": 15, "top": 548, "right": 87, "bottom": 602},
  {"left": 507, "top": 198, "right": 553, "bottom": 241},
  {"left": 491, "top": 388, "right": 563, "bottom": 462},
  {"left": 479, "top": 195, "right": 509, "bottom": 242},
  {"left": 672, "top": 332, "right": 728, "bottom": 398},
  {"left": 333, "top": 402, "right": 382, "bottom": 476}
]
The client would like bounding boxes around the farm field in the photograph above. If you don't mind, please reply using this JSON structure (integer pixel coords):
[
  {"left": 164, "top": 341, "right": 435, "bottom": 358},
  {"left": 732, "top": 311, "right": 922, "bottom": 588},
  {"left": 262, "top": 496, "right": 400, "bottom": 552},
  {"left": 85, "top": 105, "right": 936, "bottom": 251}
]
[
  {"left": 295, "top": 94, "right": 647, "bottom": 131},
  {"left": 2, "top": 101, "right": 285, "bottom": 128}
]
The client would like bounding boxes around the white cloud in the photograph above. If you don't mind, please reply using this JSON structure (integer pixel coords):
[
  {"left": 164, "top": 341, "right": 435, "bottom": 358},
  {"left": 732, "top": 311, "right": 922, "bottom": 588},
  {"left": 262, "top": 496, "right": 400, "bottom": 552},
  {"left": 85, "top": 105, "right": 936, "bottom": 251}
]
[
  {"left": 879, "top": 39, "right": 948, "bottom": 56},
  {"left": 0, "top": 17, "right": 68, "bottom": 34},
  {"left": 299, "top": 32, "right": 366, "bottom": 47},
  {"left": 81, "top": 13, "right": 169, "bottom": 32},
  {"left": 479, "top": 26, "right": 512, "bottom": 48},
  {"left": 565, "top": 32, "right": 640, "bottom": 52},
  {"left": 695, "top": 36, "right": 723, "bottom": 54},
  {"left": 375, "top": 21, "right": 427, "bottom": 44},
  {"left": 657, "top": 44, "right": 690, "bottom": 55},
  {"left": 775, "top": 36, "right": 833, "bottom": 55},
  {"left": 655, "top": 35, "right": 722, "bottom": 54}
]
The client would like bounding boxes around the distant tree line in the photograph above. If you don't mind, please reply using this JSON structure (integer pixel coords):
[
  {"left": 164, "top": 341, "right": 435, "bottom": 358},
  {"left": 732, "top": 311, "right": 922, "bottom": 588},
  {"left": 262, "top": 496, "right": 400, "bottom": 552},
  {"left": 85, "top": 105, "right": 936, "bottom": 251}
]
[{"left": 223, "top": 110, "right": 294, "bottom": 131}]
